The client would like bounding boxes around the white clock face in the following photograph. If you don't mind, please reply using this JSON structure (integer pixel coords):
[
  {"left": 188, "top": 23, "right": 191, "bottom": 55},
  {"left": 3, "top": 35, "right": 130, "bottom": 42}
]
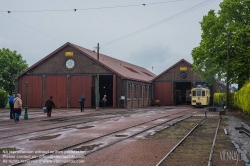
[{"left": 66, "top": 59, "right": 75, "bottom": 69}]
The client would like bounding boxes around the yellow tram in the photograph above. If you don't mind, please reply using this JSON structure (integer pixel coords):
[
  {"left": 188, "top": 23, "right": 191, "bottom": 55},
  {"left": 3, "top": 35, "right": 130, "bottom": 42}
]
[{"left": 190, "top": 85, "right": 210, "bottom": 107}]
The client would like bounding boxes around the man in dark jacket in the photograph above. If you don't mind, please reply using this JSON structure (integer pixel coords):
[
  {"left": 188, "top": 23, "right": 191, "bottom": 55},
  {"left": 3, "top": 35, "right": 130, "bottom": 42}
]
[
  {"left": 9, "top": 94, "right": 15, "bottom": 119},
  {"left": 45, "top": 96, "right": 55, "bottom": 117},
  {"left": 79, "top": 94, "right": 85, "bottom": 112}
]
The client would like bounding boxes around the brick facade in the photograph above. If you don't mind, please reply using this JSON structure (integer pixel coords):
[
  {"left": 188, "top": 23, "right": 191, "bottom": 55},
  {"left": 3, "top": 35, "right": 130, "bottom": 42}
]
[{"left": 15, "top": 44, "right": 153, "bottom": 109}]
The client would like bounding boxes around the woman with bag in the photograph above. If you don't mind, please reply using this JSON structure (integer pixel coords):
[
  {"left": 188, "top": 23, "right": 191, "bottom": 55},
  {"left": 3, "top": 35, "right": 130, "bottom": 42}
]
[{"left": 13, "top": 94, "right": 22, "bottom": 122}]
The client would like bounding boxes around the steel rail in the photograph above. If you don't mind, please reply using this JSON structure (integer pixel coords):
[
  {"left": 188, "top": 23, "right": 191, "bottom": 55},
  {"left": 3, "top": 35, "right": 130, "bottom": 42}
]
[
  {"left": 0, "top": 116, "right": 122, "bottom": 146},
  {"left": 155, "top": 117, "right": 206, "bottom": 166},
  {"left": 59, "top": 115, "right": 192, "bottom": 166},
  {"left": 207, "top": 118, "right": 221, "bottom": 166},
  {"left": 0, "top": 108, "right": 170, "bottom": 129},
  {"left": 239, "top": 130, "right": 250, "bottom": 137},
  {"left": 0, "top": 108, "right": 165, "bottom": 139},
  {"left": 10, "top": 110, "right": 191, "bottom": 166},
  {"left": 0, "top": 116, "right": 117, "bottom": 139},
  {"left": 0, "top": 109, "right": 133, "bottom": 128}
]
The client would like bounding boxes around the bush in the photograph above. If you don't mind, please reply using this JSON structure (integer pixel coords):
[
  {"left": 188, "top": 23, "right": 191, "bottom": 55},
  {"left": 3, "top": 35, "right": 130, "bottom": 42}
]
[
  {"left": 5, "top": 104, "right": 10, "bottom": 109},
  {"left": 213, "top": 92, "right": 236, "bottom": 109},
  {"left": 0, "top": 89, "right": 8, "bottom": 108},
  {"left": 234, "top": 81, "right": 250, "bottom": 114},
  {"left": 213, "top": 93, "right": 225, "bottom": 106}
]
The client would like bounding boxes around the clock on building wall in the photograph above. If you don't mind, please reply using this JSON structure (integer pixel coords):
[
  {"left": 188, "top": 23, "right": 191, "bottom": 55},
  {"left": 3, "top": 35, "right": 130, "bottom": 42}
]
[
  {"left": 180, "top": 72, "right": 187, "bottom": 79},
  {"left": 65, "top": 59, "right": 75, "bottom": 69}
]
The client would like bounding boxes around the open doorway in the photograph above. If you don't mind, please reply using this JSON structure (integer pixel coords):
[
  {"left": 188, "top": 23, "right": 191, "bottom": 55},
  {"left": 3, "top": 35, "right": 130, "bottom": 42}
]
[
  {"left": 99, "top": 75, "right": 113, "bottom": 108},
  {"left": 174, "top": 82, "right": 191, "bottom": 105}
]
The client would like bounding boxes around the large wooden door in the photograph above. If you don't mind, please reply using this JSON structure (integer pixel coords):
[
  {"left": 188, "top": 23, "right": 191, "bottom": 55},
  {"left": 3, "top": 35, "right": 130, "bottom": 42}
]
[
  {"left": 46, "top": 76, "right": 67, "bottom": 108},
  {"left": 70, "top": 76, "right": 91, "bottom": 108},
  {"left": 22, "top": 76, "right": 42, "bottom": 107},
  {"left": 154, "top": 82, "right": 173, "bottom": 106}
]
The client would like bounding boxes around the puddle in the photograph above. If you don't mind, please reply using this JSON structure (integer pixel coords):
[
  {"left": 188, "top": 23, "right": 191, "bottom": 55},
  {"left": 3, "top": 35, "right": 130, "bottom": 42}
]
[
  {"left": 0, "top": 147, "right": 20, "bottom": 154},
  {"left": 73, "top": 143, "right": 103, "bottom": 151},
  {"left": 77, "top": 126, "right": 94, "bottom": 129},
  {"left": 29, "top": 134, "right": 61, "bottom": 140},
  {"left": 114, "top": 135, "right": 128, "bottom": 137}
]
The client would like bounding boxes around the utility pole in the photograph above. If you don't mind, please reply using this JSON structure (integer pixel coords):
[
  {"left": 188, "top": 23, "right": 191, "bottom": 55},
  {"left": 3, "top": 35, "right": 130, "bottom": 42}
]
[
  {"left": 24, "top": 82, "right": 29, "bottom": 120},
  {"left": 95, "top": 43, "right": 100, "bottom": 110},
  {"left": 226, "top": 33, "right": 230, "bottom": 113}
]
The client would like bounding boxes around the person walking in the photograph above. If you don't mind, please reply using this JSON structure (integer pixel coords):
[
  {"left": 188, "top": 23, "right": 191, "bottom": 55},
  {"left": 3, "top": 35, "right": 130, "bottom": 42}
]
[
  {"left": 45, "top": 96, "right": 55, "bottom": 117},
  {"left": 13, "top": 94, "right": 22, "bottom": 122},
  {"left": 9, "top": 94, "right": 15, "bottom": 119},
  {"left": 79, "top": 94, "right": 85, "bottom": 112},
  {"left": 102, "top": 95, "right": 107, "bottom": 109}
]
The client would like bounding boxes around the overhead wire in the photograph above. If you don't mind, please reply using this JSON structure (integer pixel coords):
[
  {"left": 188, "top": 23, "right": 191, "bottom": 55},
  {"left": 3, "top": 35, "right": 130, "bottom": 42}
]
[
  {"left": 0, "top": 0, "right": 183, "bottom": 13},
  {"left": 1, "top": 0, "right": 216, "bottom": 49},
  {"left": 0, "top": 13, "right": 64, "bottom": 43},
  {"left": 0, "top": 0, "right": 185, "bottom": 47},
  {"left": 101, "top": 0, "right": 216, "bottom": 47}
]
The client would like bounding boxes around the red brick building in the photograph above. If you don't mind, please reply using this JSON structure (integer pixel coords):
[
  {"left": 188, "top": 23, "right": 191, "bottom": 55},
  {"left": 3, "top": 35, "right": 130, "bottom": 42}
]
[
  {"left": 15, "top": 43, "right": 223, "bottom": 108},
  {"left": 14, "top": 42, "right": 156, "bottom": 109},
  {"left": 152, "top": 59, "right": 225, "bottom": 106}
]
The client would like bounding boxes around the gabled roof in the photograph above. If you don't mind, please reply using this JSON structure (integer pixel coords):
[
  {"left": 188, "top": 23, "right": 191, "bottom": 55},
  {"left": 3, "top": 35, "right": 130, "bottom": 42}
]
[
  {"left": 15, "top": 42, "right": 156, "bottom": 83},
  {"left": 152, "top": 59, "right": 193, "bottom": 81}
]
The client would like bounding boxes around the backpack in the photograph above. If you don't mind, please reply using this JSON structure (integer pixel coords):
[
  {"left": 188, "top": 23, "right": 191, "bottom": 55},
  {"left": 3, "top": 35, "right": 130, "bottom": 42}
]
[{"left": 9, "top": 97, "right": 14, "bottom": 105}]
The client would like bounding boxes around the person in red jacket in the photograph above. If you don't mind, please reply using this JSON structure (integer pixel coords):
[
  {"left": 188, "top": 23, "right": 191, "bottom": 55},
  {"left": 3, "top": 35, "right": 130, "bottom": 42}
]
[{"left": 45, "top": 96, "right": 55, "bottom": 117}]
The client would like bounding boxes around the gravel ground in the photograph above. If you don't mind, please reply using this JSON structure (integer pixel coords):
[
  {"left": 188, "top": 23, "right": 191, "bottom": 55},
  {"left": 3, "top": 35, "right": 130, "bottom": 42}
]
[
  {"left": 152, "top": 111, "right": 250, "bottom": 166},
  {"left": 227, "top": 113, "right": 250, "bottom": 165}
]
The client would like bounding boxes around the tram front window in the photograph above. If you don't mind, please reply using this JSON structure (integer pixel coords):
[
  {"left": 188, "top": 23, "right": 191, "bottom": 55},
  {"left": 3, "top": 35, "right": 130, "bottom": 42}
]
[{"left": 196, "top": 90, "right": 201, "bottom": 96}]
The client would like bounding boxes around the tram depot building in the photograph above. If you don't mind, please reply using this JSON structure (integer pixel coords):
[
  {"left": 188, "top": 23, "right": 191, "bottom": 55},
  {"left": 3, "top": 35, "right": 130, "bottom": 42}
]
[{"left": 14, "top": 42, "right": 223, "bottom": 109}]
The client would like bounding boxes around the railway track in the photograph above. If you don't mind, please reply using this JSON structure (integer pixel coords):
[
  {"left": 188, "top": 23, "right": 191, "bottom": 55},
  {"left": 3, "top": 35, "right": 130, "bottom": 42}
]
[
  {"left": 0, "top": 109, "right": 132, "bottom": 128},
  {"left": 156, "top": 115, "right": 221, "bottom": 166},
  {"left": 0, "top": 108, "right": 168, "bottom": 139},
  {"left": 0, "top": 108, "right": 171, "bottom": 129},
  {"left": 9, "top": 110, "right": 193, "bottom": 166}
]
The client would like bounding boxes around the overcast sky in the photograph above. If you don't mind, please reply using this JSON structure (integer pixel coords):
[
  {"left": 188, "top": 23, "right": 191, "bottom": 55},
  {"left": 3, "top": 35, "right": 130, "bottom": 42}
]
[{"left": 0, "top": 0, "right": 223, "bottom": 75}]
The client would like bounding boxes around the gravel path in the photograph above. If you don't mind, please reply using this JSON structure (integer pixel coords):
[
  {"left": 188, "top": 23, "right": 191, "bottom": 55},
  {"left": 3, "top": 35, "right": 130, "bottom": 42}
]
[{"left": 227, "top": 114, "right": 250, "bottom": 165}]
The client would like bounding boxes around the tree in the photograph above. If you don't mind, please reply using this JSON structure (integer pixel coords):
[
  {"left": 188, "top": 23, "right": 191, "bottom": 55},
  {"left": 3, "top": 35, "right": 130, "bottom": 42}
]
[
  {"left": 0, "top": 48, "right": 28, "bottom": 95},
  {"left": 0, "top": 89, "right": 8, "bottom": 108},
  {"left": 192, "top": 0, "right": 250, "bottom": 89}
]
